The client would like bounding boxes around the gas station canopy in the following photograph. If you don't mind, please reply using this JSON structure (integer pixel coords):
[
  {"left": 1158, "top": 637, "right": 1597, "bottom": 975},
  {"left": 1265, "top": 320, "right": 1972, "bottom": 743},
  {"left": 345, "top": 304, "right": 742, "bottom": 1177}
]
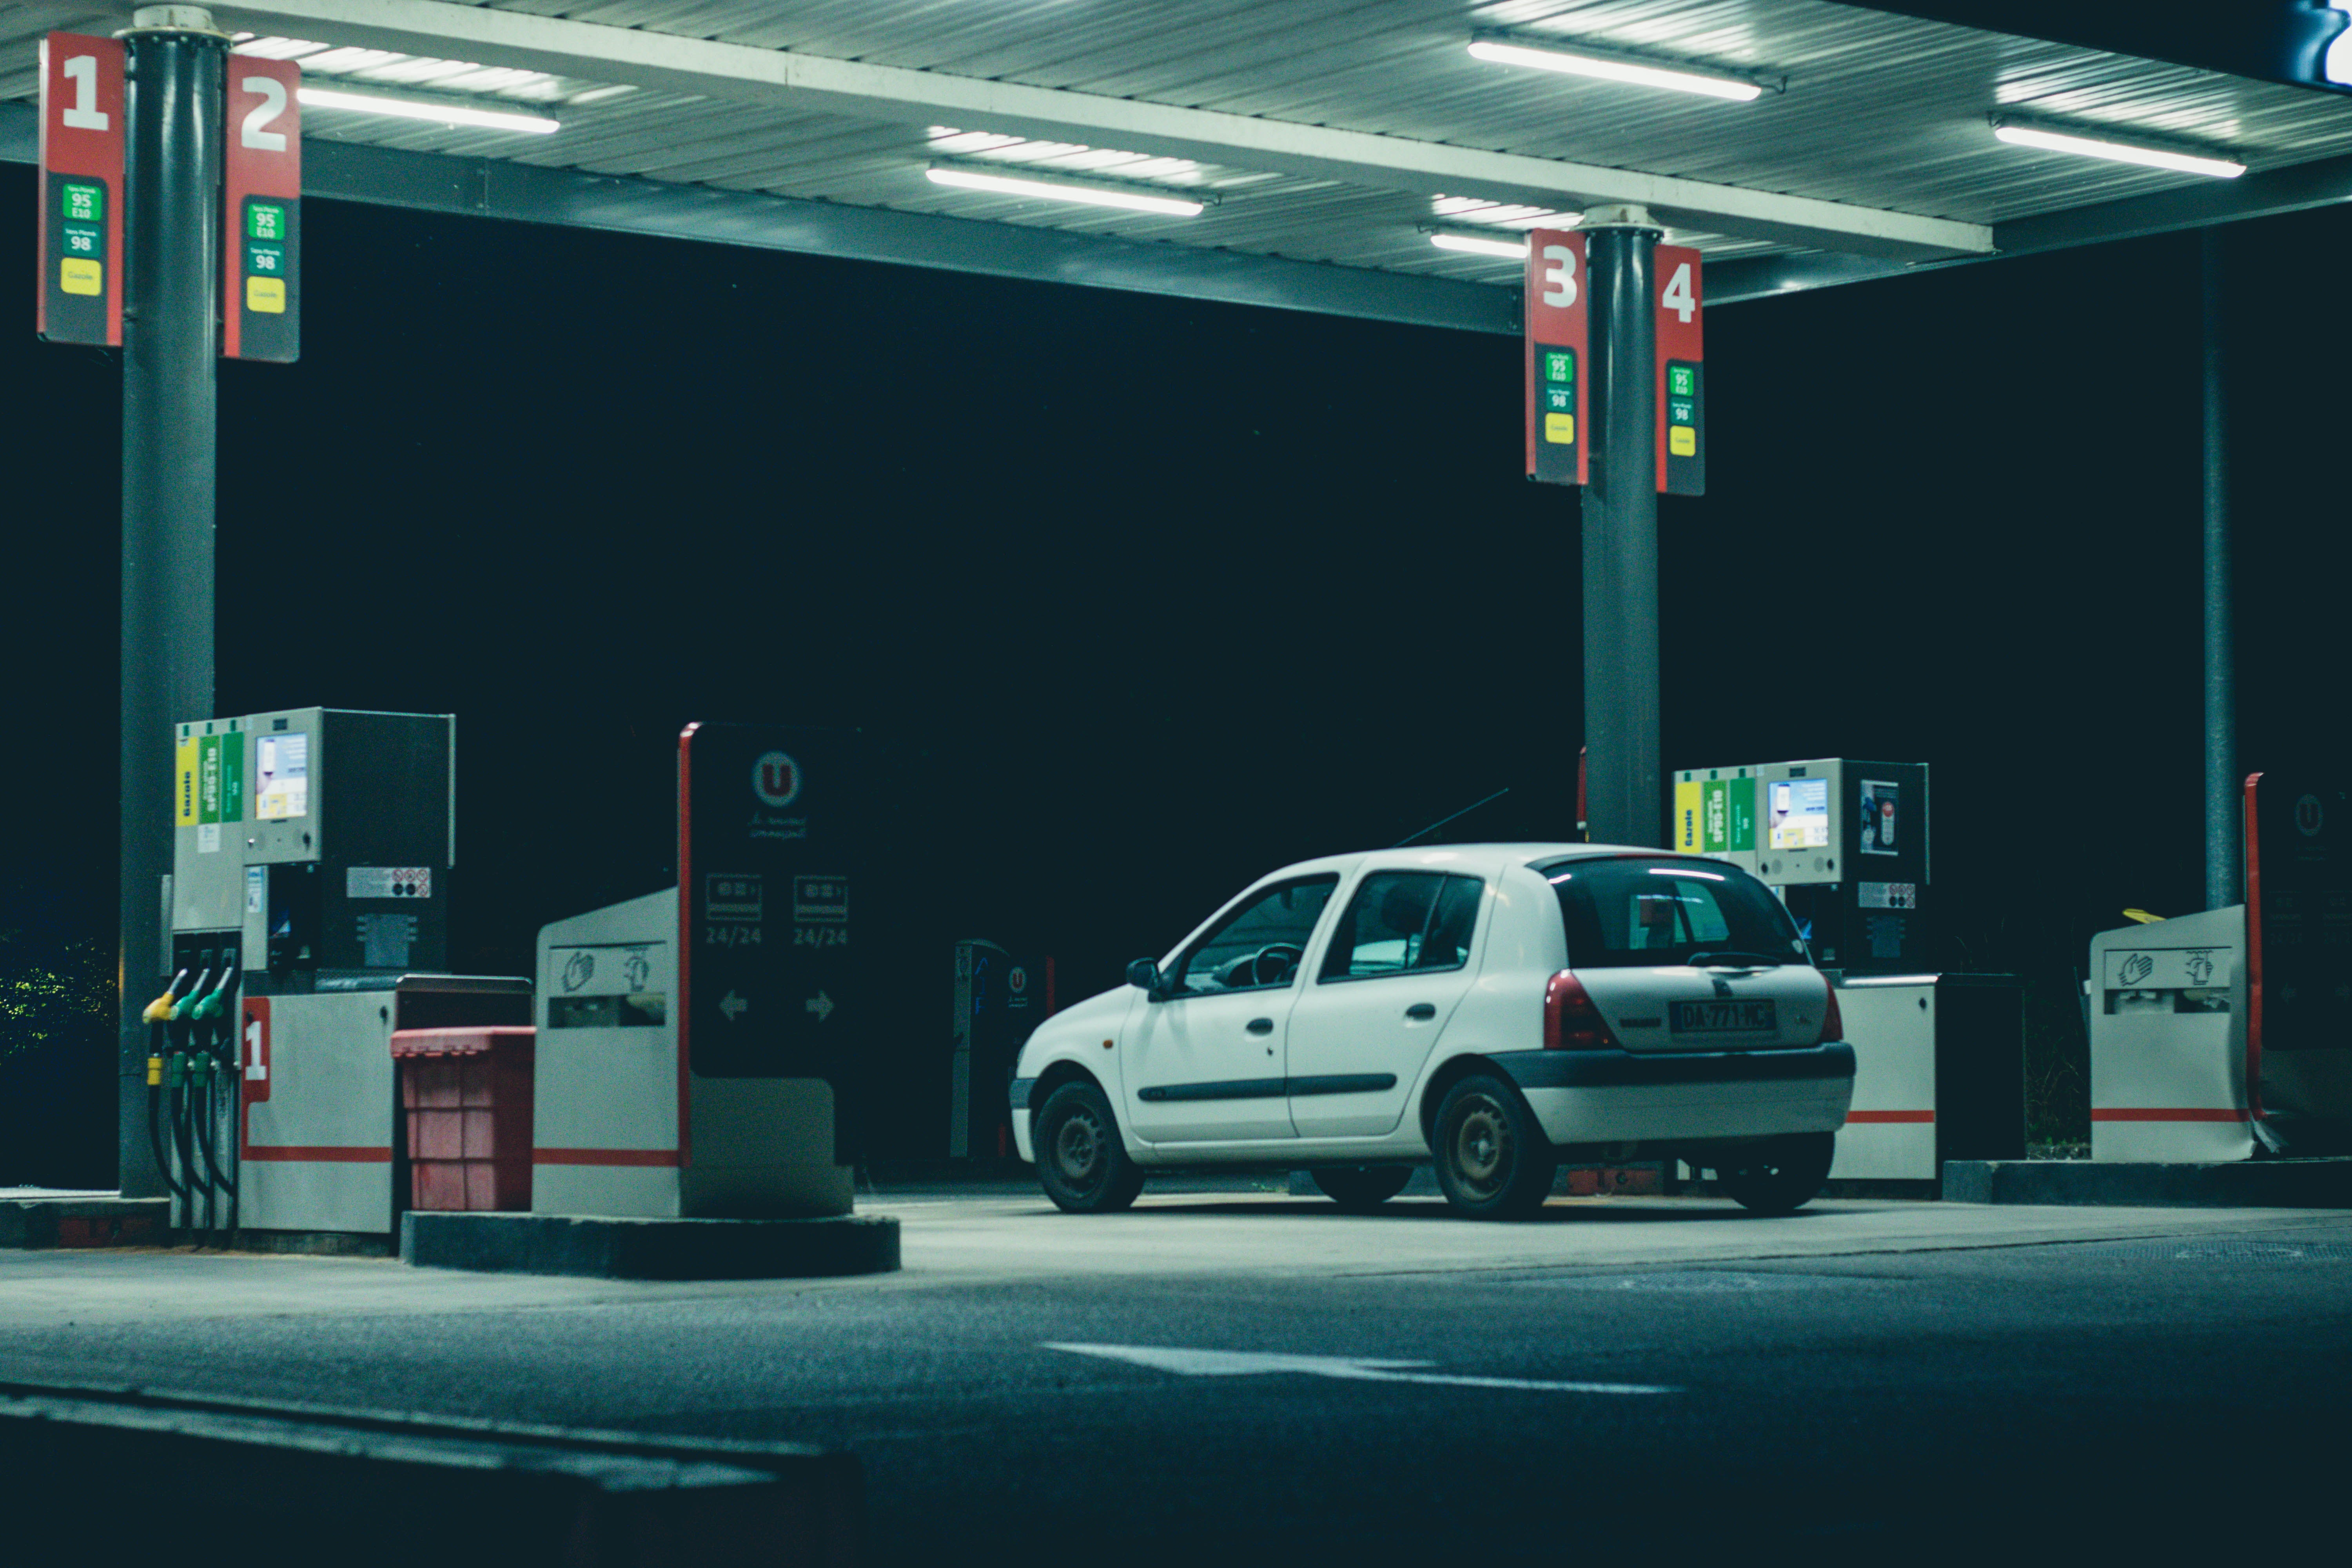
[{"left": 8, "top": 0, "right": 2352, "bottom": 331}]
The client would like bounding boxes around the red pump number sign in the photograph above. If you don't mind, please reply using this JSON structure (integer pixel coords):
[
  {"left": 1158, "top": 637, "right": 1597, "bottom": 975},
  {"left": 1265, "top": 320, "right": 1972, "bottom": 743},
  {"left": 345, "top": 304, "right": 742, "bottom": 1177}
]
[
  {"left": 1524, "top": 232, "right": 1705, "bottom": 495},
  {"left": 223, "top": 56, "right": 302, "bottom": 362},
  {"left": 36, "top": 33, "right": 125, "bottom": 347},
  {"left": 34, "top": 33, "right": 301, "bottom": 362},
  {"left": 1523, "top": 229, "right": 1588, "bottom": 487},
  {"left": 1655, "top": 245, "right": 1704, "bottom": 496}
]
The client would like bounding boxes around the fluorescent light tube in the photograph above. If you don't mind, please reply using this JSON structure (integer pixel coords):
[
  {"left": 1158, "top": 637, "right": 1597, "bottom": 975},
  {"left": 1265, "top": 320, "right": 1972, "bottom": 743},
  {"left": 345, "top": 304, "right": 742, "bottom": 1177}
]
[
  {"left": 299, "top": 87, "right": 559, "bottom": 134},
  {"left": 1467, "top": 38, "right": 1764, "bottom": 102},
  {"left": 1430, "top": 231, "right": 1530, "bottom": 260},
  {"left": 1992, "top": 122, "right": 2243, "bottom": 179},
  {"left": 926, "top": 164, "right": 1205, "bottom": 216}
]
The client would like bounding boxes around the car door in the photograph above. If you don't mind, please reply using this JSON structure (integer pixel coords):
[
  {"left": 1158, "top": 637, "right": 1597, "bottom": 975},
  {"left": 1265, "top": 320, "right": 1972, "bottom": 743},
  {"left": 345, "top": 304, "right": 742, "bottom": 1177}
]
[
  {"left": 1125, "top": 875, "right": 1338, "bottom": 1143},
  {"left": 1285, "top": 871, "right": 1486, "bottom": 1137}
]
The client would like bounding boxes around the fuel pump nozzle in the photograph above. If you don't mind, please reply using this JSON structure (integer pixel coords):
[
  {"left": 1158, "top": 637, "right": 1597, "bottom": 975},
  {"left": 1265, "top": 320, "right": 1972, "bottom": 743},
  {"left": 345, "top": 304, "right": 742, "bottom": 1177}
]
[
  {"left": 142, "top": 967, "right": 193, "bottom": 1025},
  {"left": 145, "top": 968, "right": 201, "bottom": 1205},
  {"left": 187, "top": 959, "right": 238, "bottom": 1024}
]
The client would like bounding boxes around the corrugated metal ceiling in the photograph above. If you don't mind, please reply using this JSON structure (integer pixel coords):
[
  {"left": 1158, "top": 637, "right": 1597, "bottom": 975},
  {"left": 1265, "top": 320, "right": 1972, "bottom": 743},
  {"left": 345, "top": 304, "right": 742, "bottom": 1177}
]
[{"left": 7, "top": 1, "right": 2351, "bottom": 287}]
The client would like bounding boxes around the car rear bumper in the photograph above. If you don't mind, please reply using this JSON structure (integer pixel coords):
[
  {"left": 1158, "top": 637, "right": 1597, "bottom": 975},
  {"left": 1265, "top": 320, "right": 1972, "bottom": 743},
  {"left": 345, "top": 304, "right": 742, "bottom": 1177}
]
[{"left": 1490, "top": 1043, "right": 1856, "bottom": 1147}]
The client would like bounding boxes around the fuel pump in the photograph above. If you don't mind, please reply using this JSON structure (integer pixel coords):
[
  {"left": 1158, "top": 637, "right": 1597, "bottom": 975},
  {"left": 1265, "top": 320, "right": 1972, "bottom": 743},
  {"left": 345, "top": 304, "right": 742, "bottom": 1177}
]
[
  {"left": 160, "top": 707, "right": 528, "bottom": 1245},
  {"left": 1677, "top": 757, "right": 2023, "bottom": 1185}
]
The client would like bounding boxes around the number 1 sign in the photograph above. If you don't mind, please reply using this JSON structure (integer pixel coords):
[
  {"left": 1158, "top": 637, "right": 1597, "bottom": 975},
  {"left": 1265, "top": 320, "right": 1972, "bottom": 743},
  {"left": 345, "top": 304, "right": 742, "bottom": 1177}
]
[
  {"left": 37, "top": 34, "right": 125, "bottom": 347},
  {"left": 223, "top": 56, "right": 301, "bottom": 362},
  {"left": 1524, "top": 229, "right": 1587, "bottom": 486}
]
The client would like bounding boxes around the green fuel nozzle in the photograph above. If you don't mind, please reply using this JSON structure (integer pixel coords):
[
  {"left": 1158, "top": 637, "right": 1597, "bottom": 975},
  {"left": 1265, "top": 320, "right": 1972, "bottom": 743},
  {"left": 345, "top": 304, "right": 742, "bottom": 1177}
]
[{"left": 189, "top": 962, "right": 238, "bottom": 1023}]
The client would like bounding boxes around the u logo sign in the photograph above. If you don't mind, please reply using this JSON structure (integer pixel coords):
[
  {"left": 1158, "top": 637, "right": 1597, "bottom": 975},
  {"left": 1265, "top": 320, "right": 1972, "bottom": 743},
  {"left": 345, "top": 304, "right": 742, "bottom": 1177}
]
[{"left": 754, "top": 750, "right": 802, "bottom": 809}]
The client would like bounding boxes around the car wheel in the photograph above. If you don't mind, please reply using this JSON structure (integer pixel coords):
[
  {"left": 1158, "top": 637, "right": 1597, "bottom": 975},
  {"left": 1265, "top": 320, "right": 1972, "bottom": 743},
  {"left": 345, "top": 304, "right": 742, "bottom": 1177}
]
[
  {"left": 1034, "top": 1082, "right": 1146, "bottom": 1214},
  {"left": 1717, "top": 1132, "right": 1835, "bottom": 1215},
  {"left": 1309, "top": 1165, "right": 1414, "bottom": 1212},
  {"left": 1431, "top": 1074, "right": 1556, "bottom": 1220}
]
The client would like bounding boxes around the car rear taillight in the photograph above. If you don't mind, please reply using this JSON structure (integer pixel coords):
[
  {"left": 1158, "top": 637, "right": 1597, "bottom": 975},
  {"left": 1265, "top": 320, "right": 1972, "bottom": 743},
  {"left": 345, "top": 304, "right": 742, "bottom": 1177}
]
[
  {"left": 1820, "top": 978, "right": 1844, "bottom": 1045},
  {"left": 1543, "top": 970, "right": 1621, "bottom": 1052}
]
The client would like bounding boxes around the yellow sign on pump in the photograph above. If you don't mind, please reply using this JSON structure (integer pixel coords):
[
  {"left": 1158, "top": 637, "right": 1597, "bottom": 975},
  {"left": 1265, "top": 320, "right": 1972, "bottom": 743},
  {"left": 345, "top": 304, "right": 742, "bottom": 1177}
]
[
  {"left": 1674, "top": 779, "right": 1702, "bottom": 852},
  {"left": 175, "top": 731, "right": 200, "bottom": 825}
]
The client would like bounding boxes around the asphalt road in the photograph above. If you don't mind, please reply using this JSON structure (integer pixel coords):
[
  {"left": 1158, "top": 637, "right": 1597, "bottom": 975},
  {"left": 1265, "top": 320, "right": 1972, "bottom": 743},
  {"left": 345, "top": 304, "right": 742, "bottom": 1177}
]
[{"left": 4, "top": 1192, "right": 2348, "bottom": 1563}]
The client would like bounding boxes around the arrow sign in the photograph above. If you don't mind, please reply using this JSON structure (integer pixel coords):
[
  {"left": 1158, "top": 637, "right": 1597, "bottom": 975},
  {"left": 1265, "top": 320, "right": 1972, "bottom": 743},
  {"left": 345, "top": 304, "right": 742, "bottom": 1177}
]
[
  {"left": 719, "top": 991, "right": 748, "bottom": 1022},
  {"left": 806, "top": 991, "right": 835, "bottom": 1022},
  {"left": 1044, "top": 1343, "right": 1676, "bottom": 1396}
]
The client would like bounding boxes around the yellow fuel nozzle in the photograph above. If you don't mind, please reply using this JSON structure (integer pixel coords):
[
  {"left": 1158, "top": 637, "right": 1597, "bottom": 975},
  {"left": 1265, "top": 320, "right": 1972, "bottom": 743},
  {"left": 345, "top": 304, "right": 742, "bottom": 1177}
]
[{"left": 142, "top": 969, "right": 190, "bottom": 1025}]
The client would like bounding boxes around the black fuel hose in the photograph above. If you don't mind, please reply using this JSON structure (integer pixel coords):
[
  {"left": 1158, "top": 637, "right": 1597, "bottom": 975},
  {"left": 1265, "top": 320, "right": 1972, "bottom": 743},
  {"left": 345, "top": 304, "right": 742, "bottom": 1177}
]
[
  {"left": 194, "top": 1064, "right": 235, "bottom": 1224},
  {"left": 210, "top": 1046, "right": 241, "bottom": 1238},
  {"left": 190, "top": 1071, "right": 217, "bottom": 1240},
  {"left": 171, "top": 1078, "right": 199, "bottom": 1233},
  {"left": 146, "top": 1080, "right": 189, "bottom": 1202}
]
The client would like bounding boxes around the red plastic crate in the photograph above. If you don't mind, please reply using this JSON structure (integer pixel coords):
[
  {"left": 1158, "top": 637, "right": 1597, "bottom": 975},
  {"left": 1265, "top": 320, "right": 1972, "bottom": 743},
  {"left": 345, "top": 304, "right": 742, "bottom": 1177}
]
[{"left": 391, "top": 1027, "right": 535, "bottom": 1212}]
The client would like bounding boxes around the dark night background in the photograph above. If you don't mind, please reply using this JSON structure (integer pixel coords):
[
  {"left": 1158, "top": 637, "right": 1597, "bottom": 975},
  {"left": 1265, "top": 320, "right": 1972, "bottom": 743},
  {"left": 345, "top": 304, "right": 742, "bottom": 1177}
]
[{"left": 4, "top": 3, "right": 2349, "bottom": 1181}]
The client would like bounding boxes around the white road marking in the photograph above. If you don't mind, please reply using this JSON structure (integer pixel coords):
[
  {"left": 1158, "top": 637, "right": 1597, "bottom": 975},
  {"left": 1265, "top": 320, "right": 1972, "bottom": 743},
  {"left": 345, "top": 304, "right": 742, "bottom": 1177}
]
[{"left": 1043, "top": 1342, "right": 1677, "bottom": 1395}]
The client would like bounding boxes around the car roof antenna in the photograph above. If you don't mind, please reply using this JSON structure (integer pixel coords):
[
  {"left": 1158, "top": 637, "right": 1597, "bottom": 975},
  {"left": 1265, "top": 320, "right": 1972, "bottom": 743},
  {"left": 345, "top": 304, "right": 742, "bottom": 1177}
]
[{"left": 1394, "top": 787, "right": 1511, "bottom": 848}]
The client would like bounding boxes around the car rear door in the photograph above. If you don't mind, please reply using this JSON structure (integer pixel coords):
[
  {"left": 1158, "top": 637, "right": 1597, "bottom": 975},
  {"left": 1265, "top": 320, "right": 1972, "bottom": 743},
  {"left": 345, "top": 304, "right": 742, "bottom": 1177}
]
[{"left": 1541, "top": 857, "right": 1833, "bottom": 1051}]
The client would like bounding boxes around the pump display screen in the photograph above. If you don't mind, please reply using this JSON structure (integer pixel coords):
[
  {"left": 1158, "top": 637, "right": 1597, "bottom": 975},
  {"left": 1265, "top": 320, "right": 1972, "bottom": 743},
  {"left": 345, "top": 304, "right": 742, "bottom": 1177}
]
[
  {"left": 1768, "top": 777, "right": 1830, "bottom": 850},
  {"left": 254, "top": 731, "right": 309, "bottom": 819}
]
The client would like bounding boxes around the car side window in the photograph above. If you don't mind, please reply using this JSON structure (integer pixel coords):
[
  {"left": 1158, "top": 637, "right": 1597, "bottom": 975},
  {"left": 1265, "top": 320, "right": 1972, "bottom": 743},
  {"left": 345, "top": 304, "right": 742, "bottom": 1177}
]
[
  {"left": 1169, "top": 875, "right": 1339, "bottom": 995},
  {"left": 1318, "top": 872, "right": 1484, "bottom": 981}
]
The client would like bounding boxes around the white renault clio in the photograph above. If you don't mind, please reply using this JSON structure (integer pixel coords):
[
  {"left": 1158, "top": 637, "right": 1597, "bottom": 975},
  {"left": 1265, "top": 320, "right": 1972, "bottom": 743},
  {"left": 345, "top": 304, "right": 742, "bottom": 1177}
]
[{"left": 1011, "top": 844, "right": 1854, "bottom": 1219}]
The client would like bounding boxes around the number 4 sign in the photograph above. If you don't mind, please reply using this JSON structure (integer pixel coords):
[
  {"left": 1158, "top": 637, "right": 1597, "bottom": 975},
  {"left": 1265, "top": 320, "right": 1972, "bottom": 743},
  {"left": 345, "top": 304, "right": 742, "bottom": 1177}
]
[
  {"left": 223, "top": 56, "right": 301, "bottom": 363},
  {"left": 1655, "top": 246, "right": 1704, "bottom": 496}
]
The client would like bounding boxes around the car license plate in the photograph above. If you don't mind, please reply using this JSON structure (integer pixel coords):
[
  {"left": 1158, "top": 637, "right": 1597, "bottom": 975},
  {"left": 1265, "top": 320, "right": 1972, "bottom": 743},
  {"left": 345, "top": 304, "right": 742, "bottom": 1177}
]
[{"left": 1669, "top": 999, "right": 1777, "bottom": 1034}]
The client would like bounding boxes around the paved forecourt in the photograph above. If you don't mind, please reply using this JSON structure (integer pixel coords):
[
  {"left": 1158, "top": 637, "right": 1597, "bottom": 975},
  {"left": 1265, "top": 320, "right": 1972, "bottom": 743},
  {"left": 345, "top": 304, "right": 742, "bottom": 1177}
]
[
  {"left": 7, "top": 1192, "right": 2351, "bottom": 1564},
  {"left": 1, "top": 1191, "right": 2341, "bottom": 1324}
]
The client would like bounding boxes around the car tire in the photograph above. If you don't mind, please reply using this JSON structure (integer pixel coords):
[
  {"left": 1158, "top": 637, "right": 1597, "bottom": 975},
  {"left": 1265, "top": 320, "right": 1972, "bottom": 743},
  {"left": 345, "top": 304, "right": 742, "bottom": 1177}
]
[
  {"left": 1717, "top": 1132, "right": 1836, "bottom": 1215},
  {"left": 1431, "top": 1074, "right": 1556, "bottom": 1220},
  {"left": 1309, "top": 1165, "right": 1414, "bottom": 1212},
  {"left": 1034, "top": 1082, "right": 1146, "bottom": 1214}
]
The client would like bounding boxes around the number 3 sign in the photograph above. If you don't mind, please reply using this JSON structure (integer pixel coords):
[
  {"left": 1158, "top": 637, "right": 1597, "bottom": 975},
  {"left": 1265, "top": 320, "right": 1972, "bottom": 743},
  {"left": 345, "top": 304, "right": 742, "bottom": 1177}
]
[{"left": 1523, "top": 228, "right": 1587, "bottom": 486}]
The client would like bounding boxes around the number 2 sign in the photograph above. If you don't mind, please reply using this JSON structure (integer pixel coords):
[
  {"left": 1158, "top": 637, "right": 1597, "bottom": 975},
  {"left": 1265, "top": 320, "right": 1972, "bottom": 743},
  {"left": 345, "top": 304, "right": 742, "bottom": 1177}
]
[{"left": 223, "top": 56, "right": 302, "bottom": 362}]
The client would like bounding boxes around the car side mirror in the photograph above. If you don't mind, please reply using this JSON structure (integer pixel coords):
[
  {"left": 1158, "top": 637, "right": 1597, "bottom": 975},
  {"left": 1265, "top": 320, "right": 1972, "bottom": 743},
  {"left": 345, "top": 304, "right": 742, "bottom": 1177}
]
[{"left": 1126, "top": 957, "right": 1165, "bottom": 998}]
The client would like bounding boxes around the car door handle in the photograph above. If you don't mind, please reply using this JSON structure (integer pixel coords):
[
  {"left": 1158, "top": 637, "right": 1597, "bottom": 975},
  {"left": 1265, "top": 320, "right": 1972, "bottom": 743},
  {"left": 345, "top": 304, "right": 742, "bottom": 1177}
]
[
  {"left": 1405, "top": 1004, "right": 1437, "bottom": 1021},
  {"left": 1247, "top": 1018, "right": 1274, "bottom": 1035}
]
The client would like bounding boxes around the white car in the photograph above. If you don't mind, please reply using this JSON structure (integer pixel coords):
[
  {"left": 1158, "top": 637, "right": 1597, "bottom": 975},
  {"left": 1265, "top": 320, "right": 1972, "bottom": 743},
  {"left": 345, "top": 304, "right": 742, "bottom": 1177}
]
[{"left": 1010, "top": 843, "right": 1855, "bottom": 1219}]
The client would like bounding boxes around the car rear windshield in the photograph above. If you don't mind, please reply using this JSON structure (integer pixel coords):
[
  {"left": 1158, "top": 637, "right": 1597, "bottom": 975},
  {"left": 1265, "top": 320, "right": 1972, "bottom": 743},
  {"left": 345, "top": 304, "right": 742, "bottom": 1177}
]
[{"left": 1539, "top": 856, "right": 1807, "bottom": 970}]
